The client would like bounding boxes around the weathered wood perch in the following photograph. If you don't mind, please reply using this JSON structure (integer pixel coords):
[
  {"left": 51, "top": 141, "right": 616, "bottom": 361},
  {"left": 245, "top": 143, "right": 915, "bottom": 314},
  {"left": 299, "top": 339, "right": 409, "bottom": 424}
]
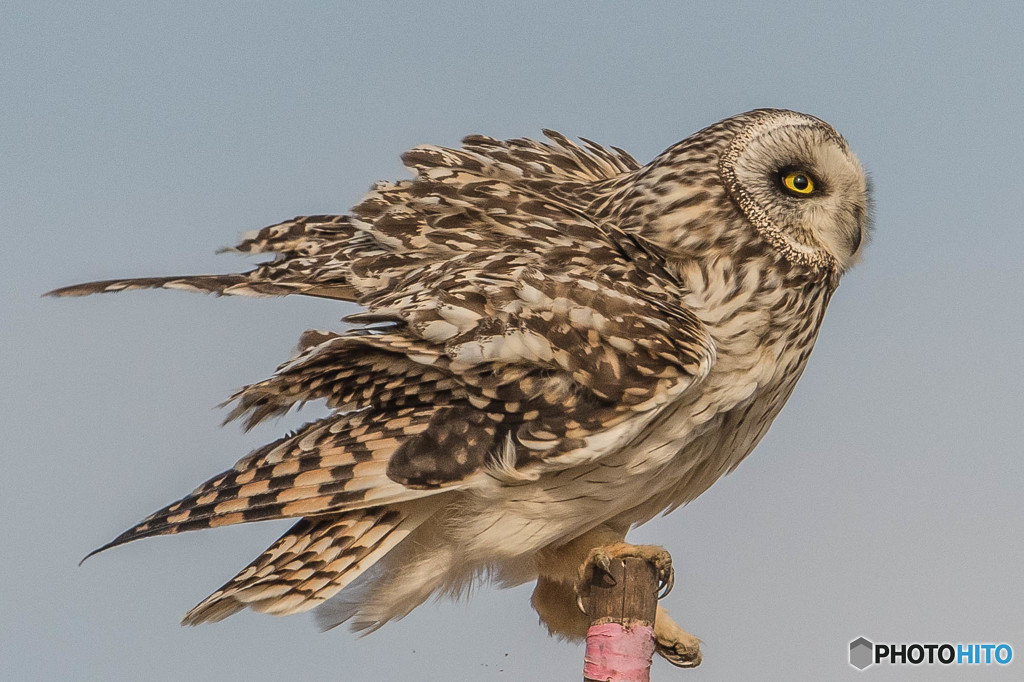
[{"left": 582, "top": 557, "right": 659, "bottom": 682}]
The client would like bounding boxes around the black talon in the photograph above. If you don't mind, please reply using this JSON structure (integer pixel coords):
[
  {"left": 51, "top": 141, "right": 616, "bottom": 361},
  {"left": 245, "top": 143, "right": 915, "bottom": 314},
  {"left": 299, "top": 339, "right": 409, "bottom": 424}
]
[{"left": 658, "top": 566, "right": 674, "bottom": 599}]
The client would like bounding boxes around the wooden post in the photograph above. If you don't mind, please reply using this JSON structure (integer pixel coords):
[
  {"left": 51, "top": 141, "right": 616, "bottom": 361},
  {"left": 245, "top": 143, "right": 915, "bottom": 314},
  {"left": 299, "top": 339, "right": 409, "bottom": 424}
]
[{"left": 582, "top": 557, "right": 659, "bottom": 682}]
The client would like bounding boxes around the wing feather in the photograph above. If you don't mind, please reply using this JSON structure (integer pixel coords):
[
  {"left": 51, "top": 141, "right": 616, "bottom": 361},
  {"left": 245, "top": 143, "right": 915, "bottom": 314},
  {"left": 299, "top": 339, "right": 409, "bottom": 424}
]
[
  {"left": 46, "top": 215, "right": 359, "bottom": 300},
  {"left": 82, "top": 408, "right": 441, "bottom": 560},
  {"left": 66, "top": 130, "right": 719, "bottom": 627}
]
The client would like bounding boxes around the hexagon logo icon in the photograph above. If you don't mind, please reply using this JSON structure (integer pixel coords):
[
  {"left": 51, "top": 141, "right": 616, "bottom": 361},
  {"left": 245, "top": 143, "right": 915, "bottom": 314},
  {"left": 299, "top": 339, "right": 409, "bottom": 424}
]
[{"left": 849, "top": 637, "right": 874, "bottom": 670}]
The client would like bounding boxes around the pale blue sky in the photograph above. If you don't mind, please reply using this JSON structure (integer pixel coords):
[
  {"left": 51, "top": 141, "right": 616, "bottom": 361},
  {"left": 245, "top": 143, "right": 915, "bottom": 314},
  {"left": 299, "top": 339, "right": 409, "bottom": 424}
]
[{"left": 3, "top": 2, "right": 1022, "bottom": 679}]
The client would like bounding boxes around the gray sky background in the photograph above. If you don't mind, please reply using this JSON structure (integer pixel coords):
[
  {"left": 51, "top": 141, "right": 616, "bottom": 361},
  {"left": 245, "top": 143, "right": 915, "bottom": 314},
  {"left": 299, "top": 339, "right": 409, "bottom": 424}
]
[{"left": 3, "top": 2, "right": 1022, "bottom": 680}]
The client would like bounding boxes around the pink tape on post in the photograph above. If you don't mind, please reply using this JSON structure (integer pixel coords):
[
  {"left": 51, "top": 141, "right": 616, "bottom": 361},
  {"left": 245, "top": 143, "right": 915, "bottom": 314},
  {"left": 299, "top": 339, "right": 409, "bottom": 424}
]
[{"left": 583, "top": 622, "right": 656, "bottom": 682}]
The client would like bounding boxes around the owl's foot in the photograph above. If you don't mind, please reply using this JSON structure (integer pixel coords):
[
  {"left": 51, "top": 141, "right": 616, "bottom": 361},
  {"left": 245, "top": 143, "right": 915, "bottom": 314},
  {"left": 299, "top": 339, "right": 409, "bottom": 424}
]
[
  {"left": 577, "top": 542, "right": 674, "bottom": 605},
  {"left": 654, "top": 605, "right": 702, "bottom": 668},
  {"left": 576, "top": 544, "right": 701, "bottom": 668}
]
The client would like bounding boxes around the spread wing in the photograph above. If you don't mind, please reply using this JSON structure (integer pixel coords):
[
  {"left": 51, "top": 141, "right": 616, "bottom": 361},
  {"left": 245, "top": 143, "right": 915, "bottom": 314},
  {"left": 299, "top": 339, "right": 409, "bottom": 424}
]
[{"left": 59, "top": 132, "right": 715, "bottom": 591}]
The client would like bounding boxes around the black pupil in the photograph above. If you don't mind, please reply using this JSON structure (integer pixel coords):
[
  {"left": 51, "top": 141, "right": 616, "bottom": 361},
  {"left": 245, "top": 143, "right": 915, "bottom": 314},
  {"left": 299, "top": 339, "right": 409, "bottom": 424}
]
[{"left": 792, "top": 174, "right": 809, "bottom": 190}]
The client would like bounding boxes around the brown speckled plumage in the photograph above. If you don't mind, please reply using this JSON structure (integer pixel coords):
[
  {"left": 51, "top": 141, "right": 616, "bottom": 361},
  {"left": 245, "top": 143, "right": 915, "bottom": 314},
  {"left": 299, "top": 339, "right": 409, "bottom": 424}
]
[{"left": 50, "top": 109, "right": 869, "bottom": 662}]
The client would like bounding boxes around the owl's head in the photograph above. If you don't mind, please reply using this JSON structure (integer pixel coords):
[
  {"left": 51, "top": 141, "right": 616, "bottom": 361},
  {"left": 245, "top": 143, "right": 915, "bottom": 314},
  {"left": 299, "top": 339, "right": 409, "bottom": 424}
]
[
  {"left": 626, "top": 109, "right": 870, "bottom": 279},
  {"left": 718, "top": 109, "right": 870, "bottom": 274}
]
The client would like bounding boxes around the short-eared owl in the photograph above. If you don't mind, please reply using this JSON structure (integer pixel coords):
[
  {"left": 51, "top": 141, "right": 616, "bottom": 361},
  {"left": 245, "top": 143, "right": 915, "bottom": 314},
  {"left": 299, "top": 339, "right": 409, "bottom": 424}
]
[{"left": 50, "top": 109, "right": 869, "bottom": 667}]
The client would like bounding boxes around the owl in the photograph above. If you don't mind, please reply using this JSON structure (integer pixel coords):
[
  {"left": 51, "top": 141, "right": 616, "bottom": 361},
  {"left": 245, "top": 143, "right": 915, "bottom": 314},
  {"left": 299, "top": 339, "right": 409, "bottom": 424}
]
[{"left": 50, "top": 109, "right": 869, "bottom": 667}]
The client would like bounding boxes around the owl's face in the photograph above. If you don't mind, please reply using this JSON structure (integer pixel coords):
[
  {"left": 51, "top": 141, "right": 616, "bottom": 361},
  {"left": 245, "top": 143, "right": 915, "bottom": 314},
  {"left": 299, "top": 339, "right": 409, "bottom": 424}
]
[{"left": 719, "top": 110, "right": 870, "bottom": 273}]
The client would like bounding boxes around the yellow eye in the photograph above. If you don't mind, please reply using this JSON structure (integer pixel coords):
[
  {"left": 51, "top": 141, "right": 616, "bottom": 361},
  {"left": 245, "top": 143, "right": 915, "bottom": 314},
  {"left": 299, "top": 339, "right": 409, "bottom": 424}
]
[{"left": 782, "top": 171, "right": 815, "bottom": 195}]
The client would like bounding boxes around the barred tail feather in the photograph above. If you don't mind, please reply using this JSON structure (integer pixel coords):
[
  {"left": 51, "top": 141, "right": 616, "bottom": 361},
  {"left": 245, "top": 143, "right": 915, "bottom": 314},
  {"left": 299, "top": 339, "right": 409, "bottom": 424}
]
[{"left": 181, "top": 501, "right": 438, "bottom": 625}]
